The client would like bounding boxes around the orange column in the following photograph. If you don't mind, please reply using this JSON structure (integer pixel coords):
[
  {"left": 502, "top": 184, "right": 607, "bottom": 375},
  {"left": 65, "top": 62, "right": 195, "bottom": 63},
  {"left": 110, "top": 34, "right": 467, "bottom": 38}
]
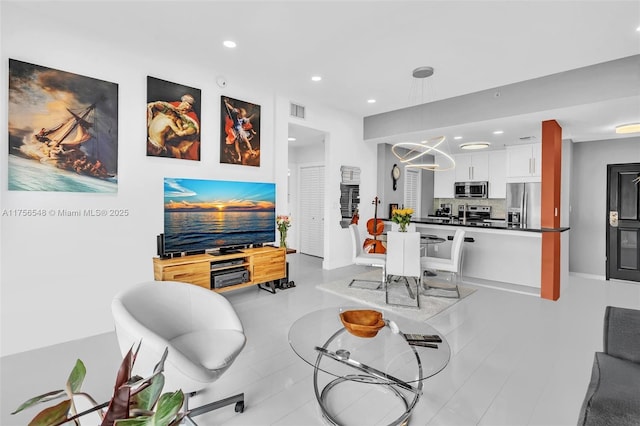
[{"left": 540, "top": 120, "right": 562, "bottom": 300}]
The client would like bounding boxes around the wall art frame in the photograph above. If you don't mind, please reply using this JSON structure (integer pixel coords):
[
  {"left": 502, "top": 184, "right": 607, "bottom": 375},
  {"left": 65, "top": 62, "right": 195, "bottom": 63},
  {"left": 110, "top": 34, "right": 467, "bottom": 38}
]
[
  {"left": 8, "top": 59, "right": 119, "bottom": 192},
  {"left": 147, "top": 76, "right": 201, "bottom": 161}
]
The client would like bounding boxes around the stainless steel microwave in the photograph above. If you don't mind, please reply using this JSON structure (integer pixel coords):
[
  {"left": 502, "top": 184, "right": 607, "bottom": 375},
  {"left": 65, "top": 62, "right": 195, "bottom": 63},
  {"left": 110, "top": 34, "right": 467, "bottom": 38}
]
[{"left": 454, "top": 181, "right": 488, "bottom": 198}]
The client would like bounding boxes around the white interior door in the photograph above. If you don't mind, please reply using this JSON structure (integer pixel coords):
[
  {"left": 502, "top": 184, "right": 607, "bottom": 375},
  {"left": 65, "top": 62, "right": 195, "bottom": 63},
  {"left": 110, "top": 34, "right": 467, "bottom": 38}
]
[
  {"left": 404, "top": 168, "right": 421, "bottom": 217},
  {"left": 299, "top": 164, "right": 325, "bottom": 257}
]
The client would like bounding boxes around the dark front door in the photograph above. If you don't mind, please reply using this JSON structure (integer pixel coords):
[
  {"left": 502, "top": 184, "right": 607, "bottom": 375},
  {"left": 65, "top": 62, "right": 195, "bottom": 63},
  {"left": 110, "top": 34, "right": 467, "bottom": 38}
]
[{"left": 607, "top": 163, "right": 640, "bottom": 282}]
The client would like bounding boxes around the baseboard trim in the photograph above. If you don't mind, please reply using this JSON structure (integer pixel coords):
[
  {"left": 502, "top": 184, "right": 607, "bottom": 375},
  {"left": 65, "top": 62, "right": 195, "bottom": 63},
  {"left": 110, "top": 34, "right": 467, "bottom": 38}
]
[
  {"left": 569, "top": 272, "right": 606, "bottom": 281},
  {"left": 461, "top": 276, "right": 539, "bottom": 297}
]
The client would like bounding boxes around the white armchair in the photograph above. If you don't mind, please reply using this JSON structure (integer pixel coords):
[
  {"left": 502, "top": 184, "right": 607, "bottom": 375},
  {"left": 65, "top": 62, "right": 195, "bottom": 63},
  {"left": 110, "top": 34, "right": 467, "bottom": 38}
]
[
  {"left": 385, "top": 231, "right": 421, "bottom": 308},
  {"left": 111, "top": 280, "right": 247, "bottom": 424},
  {"left": 348, "top": 224, "right": 386, "bottom": 289}
]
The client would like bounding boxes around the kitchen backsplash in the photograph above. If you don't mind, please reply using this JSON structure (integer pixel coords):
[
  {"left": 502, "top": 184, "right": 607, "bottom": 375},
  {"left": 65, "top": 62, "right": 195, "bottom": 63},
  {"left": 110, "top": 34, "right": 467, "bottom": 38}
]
[{"left": 434, "top": 198, "right": 506, "bottom": 219}]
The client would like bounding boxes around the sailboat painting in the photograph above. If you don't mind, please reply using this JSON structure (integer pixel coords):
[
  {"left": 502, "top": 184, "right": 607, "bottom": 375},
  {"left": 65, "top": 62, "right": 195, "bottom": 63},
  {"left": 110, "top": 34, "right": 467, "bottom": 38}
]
[{"left": 8, "top": 59, "right": 118, "bottom": 192}]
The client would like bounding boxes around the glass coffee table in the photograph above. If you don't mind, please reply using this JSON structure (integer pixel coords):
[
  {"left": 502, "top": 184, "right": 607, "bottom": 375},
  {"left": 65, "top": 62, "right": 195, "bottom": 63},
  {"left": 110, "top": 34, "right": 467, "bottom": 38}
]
[{"left": 288, "top": 306, "right": 450, "bottom": 426}]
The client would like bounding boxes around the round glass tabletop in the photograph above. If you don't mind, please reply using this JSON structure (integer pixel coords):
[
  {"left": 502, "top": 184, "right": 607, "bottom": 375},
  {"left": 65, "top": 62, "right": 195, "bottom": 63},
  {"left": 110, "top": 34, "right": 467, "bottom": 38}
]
[{"left": 288, "top": 306, "right": 450, "bottom": 386}]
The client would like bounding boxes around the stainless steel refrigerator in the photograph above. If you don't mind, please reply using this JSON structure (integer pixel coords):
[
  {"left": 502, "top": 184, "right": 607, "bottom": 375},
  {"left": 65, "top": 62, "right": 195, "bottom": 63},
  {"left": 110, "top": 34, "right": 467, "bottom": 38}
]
[{"left": 506, "top": 182, "right": 541, "bottom": 229}]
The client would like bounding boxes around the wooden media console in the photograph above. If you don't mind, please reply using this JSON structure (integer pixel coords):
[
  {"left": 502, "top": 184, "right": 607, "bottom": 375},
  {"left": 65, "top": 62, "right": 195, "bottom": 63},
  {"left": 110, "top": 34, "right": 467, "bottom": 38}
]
[{"left": 153, "top": 246, "right": 286, "bottom": 293}]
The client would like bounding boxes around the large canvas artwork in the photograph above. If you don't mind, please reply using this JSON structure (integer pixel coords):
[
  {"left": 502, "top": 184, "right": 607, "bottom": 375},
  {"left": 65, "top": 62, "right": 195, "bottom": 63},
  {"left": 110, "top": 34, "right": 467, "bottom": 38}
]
[
  {"left": 220, "top": 96, "right": 261, "bottom": 167},
  {"left": 147, "top": 77, "right": 201, "bottom": 161},
  {"left": 8, "top": 59, "right": 119, "bottom": 192}
]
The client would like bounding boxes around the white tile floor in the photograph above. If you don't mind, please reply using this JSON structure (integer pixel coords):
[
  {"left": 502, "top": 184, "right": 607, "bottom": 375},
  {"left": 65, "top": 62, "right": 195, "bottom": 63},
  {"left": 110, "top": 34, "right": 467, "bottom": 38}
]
[{"left": 2, "top": 253, "right": 639, "bottom": 426}]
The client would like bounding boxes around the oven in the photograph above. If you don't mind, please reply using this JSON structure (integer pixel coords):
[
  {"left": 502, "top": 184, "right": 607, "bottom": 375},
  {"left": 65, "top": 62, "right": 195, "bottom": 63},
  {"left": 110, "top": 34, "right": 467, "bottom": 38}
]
[
  {"left": 458, "top": 205, "right": 492, "bottom": 226},
  {"left": 454, "top": 181, "right": 488, "bottom": 199}
]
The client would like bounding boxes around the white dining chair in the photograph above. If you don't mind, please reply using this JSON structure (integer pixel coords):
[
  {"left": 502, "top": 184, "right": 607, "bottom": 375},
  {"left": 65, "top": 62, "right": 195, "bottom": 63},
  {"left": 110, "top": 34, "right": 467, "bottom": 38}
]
[
  {"left": 348, "top": 224, "right": 386, "bottom": 289},
  {"left": 385, "top": 231, "right": 421, "bottom": 308},
  {"left": 420, "top": 229, "right": 465, "bottom": 298}
]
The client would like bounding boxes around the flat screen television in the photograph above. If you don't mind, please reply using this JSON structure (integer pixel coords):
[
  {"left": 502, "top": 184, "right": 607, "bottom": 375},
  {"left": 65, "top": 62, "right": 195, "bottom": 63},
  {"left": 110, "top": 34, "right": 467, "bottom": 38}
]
[{"left": 163, "top": 177, "right": 276, "bottom": 255}]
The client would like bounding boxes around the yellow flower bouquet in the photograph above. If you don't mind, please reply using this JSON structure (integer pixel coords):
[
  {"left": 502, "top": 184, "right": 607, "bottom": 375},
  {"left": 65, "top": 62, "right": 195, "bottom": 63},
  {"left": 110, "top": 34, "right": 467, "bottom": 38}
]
[{"left": 391, "top": 208, "right": 414, "bottom": 232}]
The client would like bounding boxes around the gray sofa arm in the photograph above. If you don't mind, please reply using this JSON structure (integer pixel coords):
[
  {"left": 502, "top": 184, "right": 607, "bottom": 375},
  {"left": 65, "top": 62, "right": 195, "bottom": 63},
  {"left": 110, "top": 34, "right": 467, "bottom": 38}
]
[{"left": 604, "top": 306, "right": 640, "bottom": 364}]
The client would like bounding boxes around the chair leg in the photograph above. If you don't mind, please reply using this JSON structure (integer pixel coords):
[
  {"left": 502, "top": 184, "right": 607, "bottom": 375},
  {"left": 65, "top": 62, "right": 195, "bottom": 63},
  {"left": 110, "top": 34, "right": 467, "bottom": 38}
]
[
  {"left": 402, "top": 276, "right": 415, "bottom": 300},
  {"left": 385, "top": 275, "right": 420, "bottom": 309},
  {"left": 348, "top": 266, "right": 385, "bottom": 290},
  {"left": 422, "top": 270, "right": 460, "bottom": 299},
  {"left": 184, "top": 391, "right": 245, "bottom": 425}
]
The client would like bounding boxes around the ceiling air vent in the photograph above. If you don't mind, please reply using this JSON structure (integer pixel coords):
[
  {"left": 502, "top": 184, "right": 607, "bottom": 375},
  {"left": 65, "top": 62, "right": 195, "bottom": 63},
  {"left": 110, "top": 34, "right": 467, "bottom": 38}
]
[
  {"left": 519, "top": 136, "right": 536, "bottom": 141},
  {"left": 290, "top": 102, "right": 306, "bottom": 119}
]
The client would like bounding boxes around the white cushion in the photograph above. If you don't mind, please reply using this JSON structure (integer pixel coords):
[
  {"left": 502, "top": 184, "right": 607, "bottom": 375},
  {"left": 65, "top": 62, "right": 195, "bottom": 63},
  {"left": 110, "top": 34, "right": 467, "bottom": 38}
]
[
  {"left": 355, "top": 253, "right": 386, "bottom": 267},
  {"left": 170, "top": 329, "right": 246, "bottom": 371}
]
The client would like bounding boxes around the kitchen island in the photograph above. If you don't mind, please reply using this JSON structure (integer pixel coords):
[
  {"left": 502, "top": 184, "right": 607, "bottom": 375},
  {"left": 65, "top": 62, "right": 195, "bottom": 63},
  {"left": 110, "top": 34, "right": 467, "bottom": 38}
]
[{"left": 391, "top": 217, "right": 569, "bottom": 290}]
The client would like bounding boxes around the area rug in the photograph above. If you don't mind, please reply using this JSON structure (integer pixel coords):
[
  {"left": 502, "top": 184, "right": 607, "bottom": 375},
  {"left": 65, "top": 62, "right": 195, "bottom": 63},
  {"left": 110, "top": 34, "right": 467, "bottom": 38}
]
[{"left": 316, "top": 269, "right": 476, "bottom": 323}]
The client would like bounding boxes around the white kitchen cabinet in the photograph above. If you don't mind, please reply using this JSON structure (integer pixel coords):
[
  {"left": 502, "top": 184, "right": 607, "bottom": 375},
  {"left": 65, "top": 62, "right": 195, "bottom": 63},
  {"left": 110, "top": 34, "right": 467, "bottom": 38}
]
[
  {"left": 433, "top": 154, "right": 455, "bottom": 198},
  {"left": 455, "top": 152, "right": 489, "bottom": 182},
  {"left": 488, "top": 150, "right": 506, "bottom": 198},
  {"left": 506, "top": 143, "right": 541, "bottom": 182}
]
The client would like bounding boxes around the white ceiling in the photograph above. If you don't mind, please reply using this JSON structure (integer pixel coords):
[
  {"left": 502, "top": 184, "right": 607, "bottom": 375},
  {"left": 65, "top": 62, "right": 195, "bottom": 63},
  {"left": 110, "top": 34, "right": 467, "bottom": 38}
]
[{"left": 8, "top": 1, "right": 640, "bottom": 151}]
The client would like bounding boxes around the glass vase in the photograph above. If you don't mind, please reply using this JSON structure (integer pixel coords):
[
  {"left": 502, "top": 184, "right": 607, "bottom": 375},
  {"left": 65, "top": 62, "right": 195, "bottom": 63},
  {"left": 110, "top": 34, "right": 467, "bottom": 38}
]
[
  {"left": 399, "top": 223, "right": 407, "bottom": 232},
  {"left": 280, "top": 231, "right": 287, "bottom": 248}
]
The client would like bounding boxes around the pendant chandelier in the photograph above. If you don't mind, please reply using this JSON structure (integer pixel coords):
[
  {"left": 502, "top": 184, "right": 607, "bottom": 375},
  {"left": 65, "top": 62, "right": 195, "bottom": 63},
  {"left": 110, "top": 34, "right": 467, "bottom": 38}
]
[{"left": 391, "top": 66, "right": 455, "bottom": 171}]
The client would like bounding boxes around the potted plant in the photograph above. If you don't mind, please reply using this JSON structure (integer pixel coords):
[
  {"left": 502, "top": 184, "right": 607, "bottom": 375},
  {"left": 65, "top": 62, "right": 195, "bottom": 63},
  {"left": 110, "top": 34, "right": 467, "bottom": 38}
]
[
  {"left": 391, "top": 208, "right": 414, "bottom": 232},
  {"left": 276, "top": 215, "right": 291, "bottom": 248},
  {"left": 12, "top": 343, "right": 185, "bottom": 426}
]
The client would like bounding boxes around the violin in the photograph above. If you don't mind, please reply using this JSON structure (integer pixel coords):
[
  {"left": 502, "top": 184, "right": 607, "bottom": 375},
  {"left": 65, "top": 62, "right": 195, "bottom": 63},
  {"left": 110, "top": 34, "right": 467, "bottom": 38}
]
[
  {"left": 350, "top": 208, "right": 359, "bottom": 225},
  {"left": 363, "top": 196, "right": 386, "bottom": 254}
]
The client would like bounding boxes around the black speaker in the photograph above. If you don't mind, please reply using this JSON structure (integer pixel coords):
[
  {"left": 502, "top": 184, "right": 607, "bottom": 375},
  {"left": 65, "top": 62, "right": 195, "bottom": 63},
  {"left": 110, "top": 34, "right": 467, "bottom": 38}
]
[{"left": 157, "top": 234, "right": 167, "bottom": 258}]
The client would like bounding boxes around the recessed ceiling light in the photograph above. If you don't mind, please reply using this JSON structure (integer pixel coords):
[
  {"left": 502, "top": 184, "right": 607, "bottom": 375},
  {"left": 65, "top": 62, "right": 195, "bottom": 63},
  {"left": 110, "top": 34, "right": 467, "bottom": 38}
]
[
  {"left": 223, "top": 40, "right": 237, "bottom": 48},
  {"left": 636, "top": 26, "right": 640, "bottom": 32},
  {"left": 460, "top": 142, "right": 491, "bottom": 150},
  {"left": 615, "top": 123, "right": 640, "bottom": 134},
  {"left": 454, "top": 136, "right": 463, "bottom": 140},
  {"left": 288, "top": 137, "right": 296, "bottom": 141},
  {"left": 493, "top": 130, "right": 504, "bottom": 135},
  {"left": 311, "top": 75, "right": 322, "bottom": 82},
  {"left": 367, "top": 99, "right": 376, "bottom": 104}
]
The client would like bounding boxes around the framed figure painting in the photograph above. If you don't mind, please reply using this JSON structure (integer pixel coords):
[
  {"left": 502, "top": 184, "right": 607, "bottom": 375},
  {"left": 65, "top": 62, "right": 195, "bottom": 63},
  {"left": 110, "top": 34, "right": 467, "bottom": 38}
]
[
  {"left": 147, "top": 76, "right": 201, "bottom": 161},
  {"left": 389, "top": 203, "right": 399, "bottom": 219},
  {"left": 7, "top": 59, "right": 118, "bottom": 192},
  {"left": 220, "top": 96, "right": 261, "bottom": 167}
]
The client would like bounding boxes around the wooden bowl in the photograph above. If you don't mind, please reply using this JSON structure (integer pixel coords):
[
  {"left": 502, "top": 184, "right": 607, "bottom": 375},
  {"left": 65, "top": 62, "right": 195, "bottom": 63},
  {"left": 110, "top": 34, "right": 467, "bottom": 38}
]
[{"left": 339, "top": 309, "right": 385, "bottom": 338}]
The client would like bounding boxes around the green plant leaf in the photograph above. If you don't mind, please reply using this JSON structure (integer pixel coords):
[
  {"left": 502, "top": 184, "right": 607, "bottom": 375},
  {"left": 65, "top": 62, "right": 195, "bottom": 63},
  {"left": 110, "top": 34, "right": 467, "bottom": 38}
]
[
  {"left": 167, "top": 413, "right": 187, "bottom": 426},
  {"left": 152, "top": 391, "right": 184, "bottom": 426},
  {"left": 112, "top": 391, "right": 183, "bottom": 426},
  {"left": 114, "top": 418, "right": 150, "bottom": 426},
  {"left": 112, "top": 412, "right": 187, "bottom": 426},
  {"left": 12, "top": 390, "right": 65, "bottom": 415},
  {"left": 27, "top": 399, "right": 71, "bottom": 426},
  {"left": 66, "top": 359, "right": 86, "bottom": 394},
  {"left": 131, "top": 374, "right": 165, "bottom": 411}
]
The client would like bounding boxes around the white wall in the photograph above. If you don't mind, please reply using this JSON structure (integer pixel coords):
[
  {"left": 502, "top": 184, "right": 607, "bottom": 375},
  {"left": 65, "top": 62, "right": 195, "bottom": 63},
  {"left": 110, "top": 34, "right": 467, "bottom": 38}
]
[
  {"left": 284, "top": 101, "right": 376, "bottom": 270},
  {"left": 570, "top": 137, "right": 640, "bottom": 276},
  {"left": 0, "top": 4, "right": 368, "bottom": 355},
  {"left": 0, "top": 6, "right": 277, "bottom": 356}
]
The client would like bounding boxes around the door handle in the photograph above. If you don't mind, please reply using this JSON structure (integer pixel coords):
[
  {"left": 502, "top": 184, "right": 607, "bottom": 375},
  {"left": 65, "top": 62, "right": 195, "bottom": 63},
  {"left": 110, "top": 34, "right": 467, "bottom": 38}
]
[{"left": 609, "top": 211, "right": 618, "bottom": 227}]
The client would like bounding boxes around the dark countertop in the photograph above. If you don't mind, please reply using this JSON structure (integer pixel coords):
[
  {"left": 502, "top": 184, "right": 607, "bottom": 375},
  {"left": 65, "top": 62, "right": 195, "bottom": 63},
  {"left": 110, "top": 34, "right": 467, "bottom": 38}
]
[{"left": 386, "top": 217, "right": 570, "bottom": 233}]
